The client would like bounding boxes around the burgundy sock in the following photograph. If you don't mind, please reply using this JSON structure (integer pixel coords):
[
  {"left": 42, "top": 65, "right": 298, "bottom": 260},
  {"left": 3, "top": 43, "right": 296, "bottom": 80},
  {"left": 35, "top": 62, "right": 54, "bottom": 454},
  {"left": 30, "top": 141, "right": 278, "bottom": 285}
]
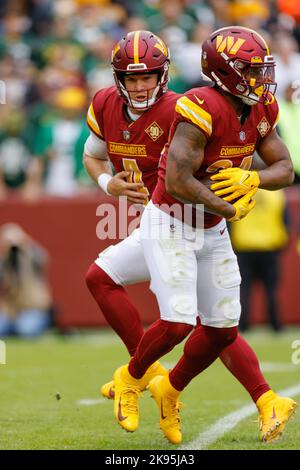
[
  {"left": 169, "top": 325, "right": 238, "bottom": 391},
  {"left": 128, "top": 319, "right": 193, "bottom": 378},
  {"left": 86, "top": 263, "right": 144, "bottom": 356},
  {"left": 219, "top": 333, "right": 271, "bottom": 403}
]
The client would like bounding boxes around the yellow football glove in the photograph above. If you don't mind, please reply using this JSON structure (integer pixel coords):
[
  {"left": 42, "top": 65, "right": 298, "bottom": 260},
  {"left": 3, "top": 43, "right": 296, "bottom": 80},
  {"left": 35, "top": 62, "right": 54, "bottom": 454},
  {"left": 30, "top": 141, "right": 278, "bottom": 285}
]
[
  {"left": 228, "top": 188, "right": 257, "bottom": 222},
  {"left": 210, "top": 168, "right": 260, "bottom": 202}
]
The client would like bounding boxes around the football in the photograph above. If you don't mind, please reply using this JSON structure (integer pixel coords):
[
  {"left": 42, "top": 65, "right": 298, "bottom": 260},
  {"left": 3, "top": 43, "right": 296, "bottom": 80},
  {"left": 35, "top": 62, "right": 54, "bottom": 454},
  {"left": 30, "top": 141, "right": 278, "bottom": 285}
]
[
  {"left": 199, "top": 174, "right": 243, "bottom": 213},
  {"left": 200, "top": 174, "right": 244, "bottom": 206}
]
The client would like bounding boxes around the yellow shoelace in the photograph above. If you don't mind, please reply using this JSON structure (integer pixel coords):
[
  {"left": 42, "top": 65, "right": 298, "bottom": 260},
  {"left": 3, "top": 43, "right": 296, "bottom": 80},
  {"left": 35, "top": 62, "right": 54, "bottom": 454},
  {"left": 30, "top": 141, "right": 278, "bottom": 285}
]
[{"left": 122, "top": 386, "right": 141, "bottom": 413}]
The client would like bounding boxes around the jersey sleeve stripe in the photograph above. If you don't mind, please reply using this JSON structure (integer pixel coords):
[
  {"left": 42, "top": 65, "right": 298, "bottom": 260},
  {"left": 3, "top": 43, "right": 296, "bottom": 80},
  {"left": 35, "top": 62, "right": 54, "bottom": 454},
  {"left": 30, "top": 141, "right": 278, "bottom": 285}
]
[
  {"left": 87, "top": 103, "right": 103, "bottom": 137},
  {"left": 182, "top": 96, "right": 212, "bottom": 126},
  {"left": 176, "top": 97, "right": 212, "bottom": 136}
]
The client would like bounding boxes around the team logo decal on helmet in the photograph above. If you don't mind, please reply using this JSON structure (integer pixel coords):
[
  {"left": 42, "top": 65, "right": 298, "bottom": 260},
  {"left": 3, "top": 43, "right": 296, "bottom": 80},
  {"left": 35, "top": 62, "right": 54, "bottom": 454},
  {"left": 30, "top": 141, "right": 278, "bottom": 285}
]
[
  {"left": 216, "top": 35, "right": 245, "bottom": 54},
  {"left": 112, "top": 30, "right": 170, "bottom": 110},
  {"left": 201, "top": 26, "right": 276, "bottom": 105}
]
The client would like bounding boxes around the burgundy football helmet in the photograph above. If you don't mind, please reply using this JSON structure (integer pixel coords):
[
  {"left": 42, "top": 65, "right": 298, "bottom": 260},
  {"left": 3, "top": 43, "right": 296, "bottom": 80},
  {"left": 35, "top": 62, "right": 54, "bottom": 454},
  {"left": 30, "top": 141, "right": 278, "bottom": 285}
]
[
  {"left": 111, "top": 30, "right": 170, "bottom": 110},
  {"left": 201, "top": 26, "right": 276, "bottom": 105}
]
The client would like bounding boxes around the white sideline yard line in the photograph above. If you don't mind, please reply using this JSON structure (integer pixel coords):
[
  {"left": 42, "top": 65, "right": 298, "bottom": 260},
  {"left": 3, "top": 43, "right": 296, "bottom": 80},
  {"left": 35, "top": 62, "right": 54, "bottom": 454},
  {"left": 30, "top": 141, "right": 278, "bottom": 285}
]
[
  {"left": 180, "top": 383, "right": 300, "bottom": 450},
  {"left": 260, "top": 362, "right": 297, "bottom": 373},
  {"left": 76, "top": 398, "right": 106, "bottom": 406}
]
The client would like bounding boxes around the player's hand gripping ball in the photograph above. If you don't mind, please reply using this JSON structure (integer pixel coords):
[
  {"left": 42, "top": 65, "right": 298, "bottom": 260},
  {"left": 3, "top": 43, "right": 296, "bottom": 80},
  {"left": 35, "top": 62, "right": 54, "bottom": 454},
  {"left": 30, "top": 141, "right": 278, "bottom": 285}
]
[{"left": 210, "top": 167, "right": 260, "bottom": 202}]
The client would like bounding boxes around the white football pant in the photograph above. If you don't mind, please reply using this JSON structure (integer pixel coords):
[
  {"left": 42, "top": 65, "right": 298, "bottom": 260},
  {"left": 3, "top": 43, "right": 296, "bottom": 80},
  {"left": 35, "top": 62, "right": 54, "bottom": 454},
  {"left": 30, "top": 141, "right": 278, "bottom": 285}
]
[{"left": 95, "top": 201, "right": 241, "bottom": 328}]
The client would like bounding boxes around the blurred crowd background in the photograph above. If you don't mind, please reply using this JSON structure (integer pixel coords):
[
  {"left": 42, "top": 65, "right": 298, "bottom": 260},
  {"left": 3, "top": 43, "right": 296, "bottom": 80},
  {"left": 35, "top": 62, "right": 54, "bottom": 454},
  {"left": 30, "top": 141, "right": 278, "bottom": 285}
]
[
  {"left": 1, "top": 0, "right": 300, "bottom": 335},
  {"left": 1, "top": 0, "right": 300, "bottom": 199}
]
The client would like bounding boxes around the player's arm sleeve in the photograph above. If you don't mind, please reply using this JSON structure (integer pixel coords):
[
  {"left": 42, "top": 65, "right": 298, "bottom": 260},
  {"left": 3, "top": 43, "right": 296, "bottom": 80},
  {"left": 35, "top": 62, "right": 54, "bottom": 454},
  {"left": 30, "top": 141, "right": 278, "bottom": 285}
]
[
  {"left": 84, "top": 132, "right": 108, "bottom": 160},
  {"left": 174, "top": 95, "right": 213, "bottom": 141},
  {"left": 86, "top": 101, "right": 103, "bottom": 140}
]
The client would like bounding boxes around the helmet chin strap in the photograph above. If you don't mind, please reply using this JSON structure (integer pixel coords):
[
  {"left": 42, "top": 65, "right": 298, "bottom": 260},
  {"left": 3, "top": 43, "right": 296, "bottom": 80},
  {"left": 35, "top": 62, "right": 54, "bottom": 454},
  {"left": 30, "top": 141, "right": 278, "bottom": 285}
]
[
  {"left": 211, "top": 71, "right": 264, "bottom": 106},
  {"left": 240, "top": 86, "right": 265, "bottom": 106},
  {"left": 240, "top": 95, "right": 259, "bottom": 106},
  {"left": 211, "top": 72, "right": 231, "bottom": 93},
  {"left": 212, "top": 72, "right": 260, "bottom": 106}
]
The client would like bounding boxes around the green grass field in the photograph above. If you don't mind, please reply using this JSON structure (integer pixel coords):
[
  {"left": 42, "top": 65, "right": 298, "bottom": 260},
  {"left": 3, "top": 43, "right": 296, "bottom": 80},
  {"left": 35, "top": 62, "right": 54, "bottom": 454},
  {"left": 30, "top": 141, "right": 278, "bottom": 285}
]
[{"left": 0, "top": 328, "right": 299, "bottom": 450}]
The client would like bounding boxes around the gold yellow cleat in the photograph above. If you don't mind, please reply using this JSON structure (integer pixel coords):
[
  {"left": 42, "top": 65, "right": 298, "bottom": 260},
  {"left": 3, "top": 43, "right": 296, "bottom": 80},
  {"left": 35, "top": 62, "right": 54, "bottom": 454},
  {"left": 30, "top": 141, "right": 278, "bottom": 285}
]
[
  {"left": 145, "top": 361, "right": 168, "bottom": 382},
  {"left": 148, "top": 375, "right": 182, "bottom": 445},
  {"left": 100, "top": 380, "right": 115, "bottom": 399},
  {"left": 113, "top": 364, "right": 149, "bottom": 432},
  {"left": 101, "top": 361, "right": 167, "bottom": 400},
  {"left": 256, "top": 390, "right": 297, "bottom": 443}
]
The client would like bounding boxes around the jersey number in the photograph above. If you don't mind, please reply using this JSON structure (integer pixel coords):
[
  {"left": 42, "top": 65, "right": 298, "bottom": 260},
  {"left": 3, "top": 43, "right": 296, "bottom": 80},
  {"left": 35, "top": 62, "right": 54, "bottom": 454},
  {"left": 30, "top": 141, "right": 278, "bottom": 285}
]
[
  {"left": 206, "top": 155, "right": 253, "bottom": 173},
  {"left": 122, "top": 158, "right": 149, "bottom": 204}
]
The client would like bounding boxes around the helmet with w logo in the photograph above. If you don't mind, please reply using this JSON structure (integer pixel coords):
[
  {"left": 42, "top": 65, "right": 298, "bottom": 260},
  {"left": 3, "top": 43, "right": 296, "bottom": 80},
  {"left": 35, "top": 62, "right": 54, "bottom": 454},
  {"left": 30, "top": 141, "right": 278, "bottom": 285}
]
[
  {"left": 201, "top": 26, "right": 276, "bottom": 105},
  {"left": 111, "top": 30, "right": 170, "bottom": 110}
]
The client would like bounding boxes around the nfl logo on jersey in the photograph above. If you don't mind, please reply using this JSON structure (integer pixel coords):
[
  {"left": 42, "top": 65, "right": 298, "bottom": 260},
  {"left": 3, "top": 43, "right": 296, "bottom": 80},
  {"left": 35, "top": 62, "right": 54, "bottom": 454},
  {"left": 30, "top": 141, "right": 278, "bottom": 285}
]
[
  {"left": 239, "top": 131, "right": 246, "bottom": 141},
  {"left": 123, "top": 130, "right": 131, "bottom": 141}
]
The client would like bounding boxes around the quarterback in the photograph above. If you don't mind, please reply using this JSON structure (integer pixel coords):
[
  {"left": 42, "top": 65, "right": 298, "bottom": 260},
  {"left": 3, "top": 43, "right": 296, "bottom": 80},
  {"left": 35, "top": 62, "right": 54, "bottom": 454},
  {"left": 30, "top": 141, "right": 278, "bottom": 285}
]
[
  {"left": 110, "top": 27, "right": 297, "bottom": 445},
  {"left": 84, "top": 31, "right": 177, "bottom": 386}
]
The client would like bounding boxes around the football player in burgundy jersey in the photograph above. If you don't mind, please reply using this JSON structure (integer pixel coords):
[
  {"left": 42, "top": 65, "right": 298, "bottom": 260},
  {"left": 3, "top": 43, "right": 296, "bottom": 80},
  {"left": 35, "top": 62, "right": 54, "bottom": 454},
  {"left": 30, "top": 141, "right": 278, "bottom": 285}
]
[
  {"left": 84, "top": 31, "right": 178, "bottom": 390},
  {"left": 110, "top": 27, "right": 297, "bottom": 445}
]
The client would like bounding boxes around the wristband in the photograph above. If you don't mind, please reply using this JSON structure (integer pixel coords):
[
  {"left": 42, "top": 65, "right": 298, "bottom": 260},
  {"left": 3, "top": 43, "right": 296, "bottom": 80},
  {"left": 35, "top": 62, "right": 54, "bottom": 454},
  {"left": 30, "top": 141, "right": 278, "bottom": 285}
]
[{"left": 97, "top": 173, "right": 113, "bottom": 195}]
